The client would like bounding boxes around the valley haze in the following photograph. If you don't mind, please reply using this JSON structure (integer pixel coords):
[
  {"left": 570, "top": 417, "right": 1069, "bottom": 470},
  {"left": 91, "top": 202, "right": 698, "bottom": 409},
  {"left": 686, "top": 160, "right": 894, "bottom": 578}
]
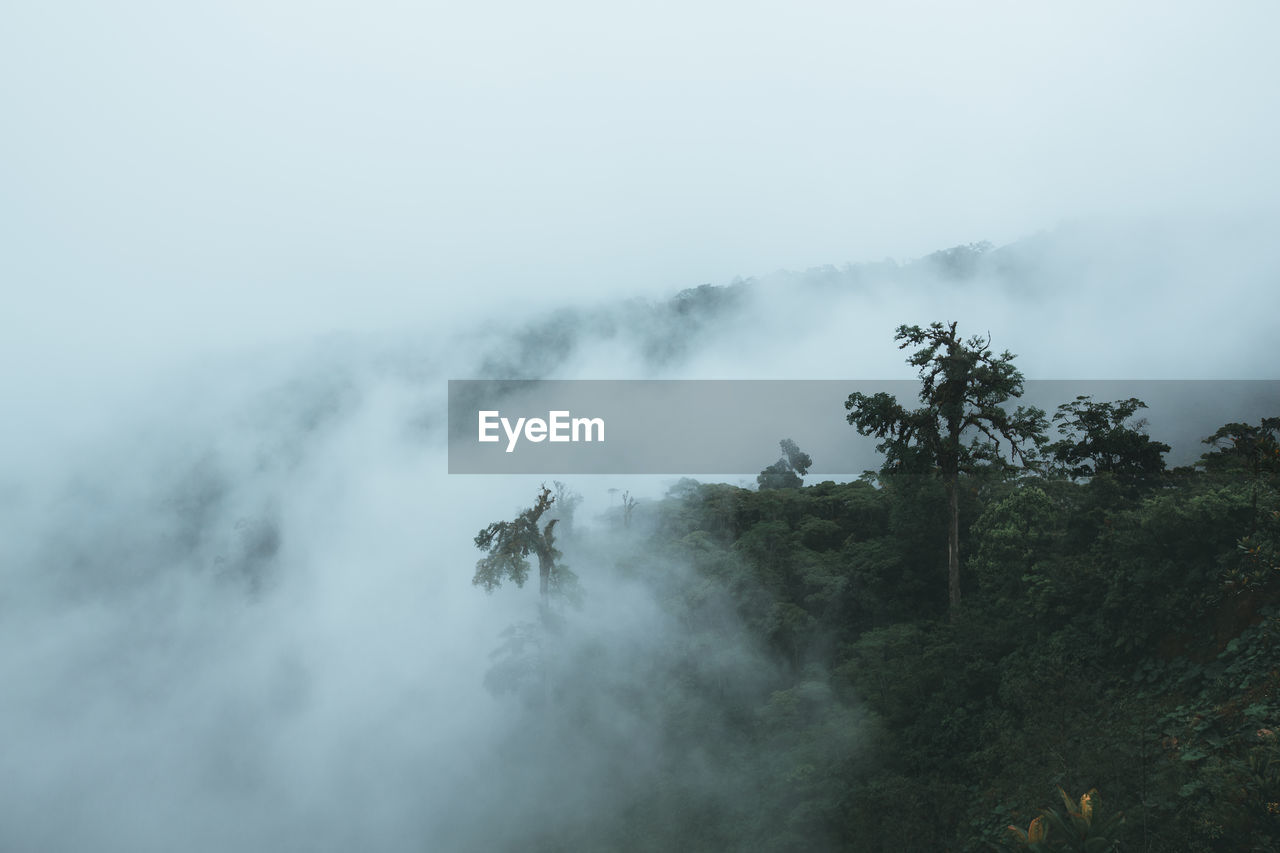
[{"left": 1, "top": 2, "right": 1278, "bottom": 851}]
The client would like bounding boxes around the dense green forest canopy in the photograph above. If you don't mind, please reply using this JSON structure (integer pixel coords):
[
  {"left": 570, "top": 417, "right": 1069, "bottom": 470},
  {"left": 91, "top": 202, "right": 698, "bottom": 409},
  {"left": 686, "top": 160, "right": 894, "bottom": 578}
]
[
  {"left": 475, "top": 335, "right": 1280, "bottom": 851},
  {"left": 635, "top": 415, "right": 1276, "bottom": 850}
]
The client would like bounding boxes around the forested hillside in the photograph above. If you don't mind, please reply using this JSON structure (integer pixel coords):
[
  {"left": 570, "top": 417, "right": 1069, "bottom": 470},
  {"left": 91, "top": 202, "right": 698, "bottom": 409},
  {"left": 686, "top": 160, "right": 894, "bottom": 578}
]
[
  {"left": 8, "top": 2, "right": 1279, "bottom": 848},
  {"left": 480, "top": 330, "right": 1280, "bottom": 852},
  {"left": 625, "top": 424, "right": 1278, "bottom": 850}
]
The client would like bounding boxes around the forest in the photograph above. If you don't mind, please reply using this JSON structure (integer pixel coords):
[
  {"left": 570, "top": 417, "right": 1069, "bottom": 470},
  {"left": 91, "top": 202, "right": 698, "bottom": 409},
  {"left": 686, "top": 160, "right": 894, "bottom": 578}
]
[
  {"left": 7, "top": 3, "right": 1279, "bottom": 849},
  {"left": 473, "top": 323, "right": 1280, "bottom": 852}
]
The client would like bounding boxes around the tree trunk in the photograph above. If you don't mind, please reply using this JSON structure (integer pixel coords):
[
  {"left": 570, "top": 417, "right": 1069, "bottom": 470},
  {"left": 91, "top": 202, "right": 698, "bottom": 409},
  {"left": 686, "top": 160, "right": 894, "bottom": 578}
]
[
  {"left": 537, "top": 550, "right": 551, "bottom": 601},
  {"left": 947, "top": 475, "right": 961, "bottom": 619},
  {"left": 537, "top": 517, "right": 558, "bottom": 603}
]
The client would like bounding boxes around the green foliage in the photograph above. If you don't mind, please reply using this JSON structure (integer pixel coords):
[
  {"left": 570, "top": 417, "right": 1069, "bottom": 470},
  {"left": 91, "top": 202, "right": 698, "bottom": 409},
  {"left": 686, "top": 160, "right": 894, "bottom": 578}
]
[
  {"left": 1201, "top": 417, "right": 1280, "bottom": 479},
  {"left": 1095, "top": 484, "right": 1255, "bottom": 652},
  {"left": 1007, "top": 788, "right": 1123, "bottom": 851},
  {"left": 845, "top": 321, "right": 1048, "bottom": 480},
  {"left": 603, "top": 408, "right": 1279, "bottom": 850},
  {"left": 474, "top": 484, "right": 578, "bottom": 601},
  {"left": 468, "top": 356, "right": 1280, "bottom": 850},
  {"left": 846, "top": 321, "right": 1048, "bottom": 614},
  {"left": 758, "top": 438, "right": 814, "bottom": 490},
  {"left": 1048, "top": 396, "right": 1170, "bottom": 480},
  {"left": 969, "top": 485, "right": 1059, "bottom": 604}
]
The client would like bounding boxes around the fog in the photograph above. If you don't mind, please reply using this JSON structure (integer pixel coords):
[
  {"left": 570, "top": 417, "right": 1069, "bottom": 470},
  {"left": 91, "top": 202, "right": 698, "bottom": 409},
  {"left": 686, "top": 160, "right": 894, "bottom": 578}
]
[
  {"left": 2, "top": 223, "right": 1275, "bottom": 850},
  {"left": 2, "top": 2, "right": 1279, "bottom": 850}
]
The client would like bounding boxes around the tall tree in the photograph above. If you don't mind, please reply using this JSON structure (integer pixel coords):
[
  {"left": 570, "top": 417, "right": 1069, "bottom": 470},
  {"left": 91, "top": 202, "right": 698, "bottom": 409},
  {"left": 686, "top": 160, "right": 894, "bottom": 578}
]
[
  {"left": 845, "top": 322, "right": 1047, "bottom": 615},
  {"left": 473, "top": 484, "right": 564, "bottom": 601}
]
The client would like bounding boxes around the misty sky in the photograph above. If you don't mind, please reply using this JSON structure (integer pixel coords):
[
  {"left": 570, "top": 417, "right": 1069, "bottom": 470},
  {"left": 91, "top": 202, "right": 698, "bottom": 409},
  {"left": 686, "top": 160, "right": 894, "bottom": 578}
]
[
  {"left": 2, "top": 5, "right": 1279, "bottom": 850},
  {"left": 4, "top": 2, "right": 1279, "bottom": 362}
]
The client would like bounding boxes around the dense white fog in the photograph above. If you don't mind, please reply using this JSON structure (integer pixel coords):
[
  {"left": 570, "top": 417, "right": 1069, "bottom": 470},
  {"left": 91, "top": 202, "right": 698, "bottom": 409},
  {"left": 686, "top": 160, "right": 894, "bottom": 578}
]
[
  {"left": 2, "top": 223, "right": 1277, "bottom": 850},
  {"left": 2, "top": 2, "right": 1278, "bottom": 850}
]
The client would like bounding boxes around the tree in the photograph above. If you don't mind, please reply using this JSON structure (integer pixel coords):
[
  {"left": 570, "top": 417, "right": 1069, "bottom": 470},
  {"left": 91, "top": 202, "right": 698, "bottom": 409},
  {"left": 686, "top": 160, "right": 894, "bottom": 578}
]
[
  {"left": 1200, "top": 417, "right": 1280, "bottom": 480},
  {"left": 1200, "top": 416, "right": 1280, "bottom": 576},
  {"left": 845, "top": 322, "right": 1047, "bottom": 615},
  {"left": 621, "top": 490, "right": 638, "bottom": 528},
  {"left": 757, "top": 438, "right": 813, "bottom": 490},
  {"left": 1047, "top": 396, "right": 1169, "bottom": 480},
  {"left": 551, "top": 480, "right": 583, "bottom": 536},
  {"left": 473, "top": 484, "right": 567, "bottom": 601}
]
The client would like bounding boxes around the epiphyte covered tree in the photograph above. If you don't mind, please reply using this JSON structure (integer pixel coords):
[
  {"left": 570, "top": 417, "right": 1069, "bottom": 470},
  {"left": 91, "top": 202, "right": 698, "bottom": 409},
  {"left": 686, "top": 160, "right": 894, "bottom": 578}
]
[
  {"left": 845, "top": 322, "right": 1047, "bottom": 614},
  {"left": 1047, "top": 395, "right": 1169, "bottom": 479},
  {"left": 473, "top": 484, "right": 571, "bottom": 601},
  {"left": 757, "top": 438, "right": 813, "bottom": 490}
]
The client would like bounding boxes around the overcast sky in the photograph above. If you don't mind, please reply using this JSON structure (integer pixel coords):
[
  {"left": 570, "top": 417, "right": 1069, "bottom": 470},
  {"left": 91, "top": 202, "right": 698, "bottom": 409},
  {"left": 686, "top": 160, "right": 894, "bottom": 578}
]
[
  {"left": 2, "top": 7, "right": 1279, "bottom": 848},
  {"left": 4, "top": 1, "right": 1279, "bottom": 360}
]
